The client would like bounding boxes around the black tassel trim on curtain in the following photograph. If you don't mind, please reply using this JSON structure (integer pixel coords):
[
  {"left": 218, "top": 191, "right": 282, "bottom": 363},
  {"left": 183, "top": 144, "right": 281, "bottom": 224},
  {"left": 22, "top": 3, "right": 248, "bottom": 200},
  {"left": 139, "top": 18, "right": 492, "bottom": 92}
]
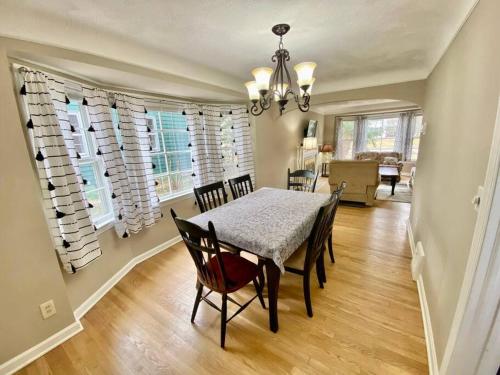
[
  {"left": 26, "top": 119, "right": 33, "bottom": 129},
  {"left": 47, "top": 181, "right": 56, "bottom": 191},
  {"left": 82, "top": 97, "right": 88, "bottom": 106},
  {"left": 35, "top": 150, "right": 45, "bottom": 161},
  {"left": 65, "top": 96, "right": 71, "bottom": 105},
  {"left": 20, "top": 84, "right": 27, "bottom": 95}
]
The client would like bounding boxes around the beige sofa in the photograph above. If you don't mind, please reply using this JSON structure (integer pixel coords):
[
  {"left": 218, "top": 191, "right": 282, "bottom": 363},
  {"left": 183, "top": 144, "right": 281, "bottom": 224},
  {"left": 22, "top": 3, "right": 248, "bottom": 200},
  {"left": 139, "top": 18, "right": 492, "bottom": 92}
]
[
  {"left": 355, "top": 151, "right": 403, "bottom": 183},
  {"left": 329, "top": 160, "right": 380, "bottom": 206}
]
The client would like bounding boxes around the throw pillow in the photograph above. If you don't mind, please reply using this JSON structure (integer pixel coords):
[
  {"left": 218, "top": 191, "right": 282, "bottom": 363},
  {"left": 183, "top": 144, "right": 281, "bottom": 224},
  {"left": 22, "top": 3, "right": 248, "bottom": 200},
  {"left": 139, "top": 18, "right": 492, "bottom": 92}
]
[{"left": 383, "top": 156, "right": 398, "bottom": 165}]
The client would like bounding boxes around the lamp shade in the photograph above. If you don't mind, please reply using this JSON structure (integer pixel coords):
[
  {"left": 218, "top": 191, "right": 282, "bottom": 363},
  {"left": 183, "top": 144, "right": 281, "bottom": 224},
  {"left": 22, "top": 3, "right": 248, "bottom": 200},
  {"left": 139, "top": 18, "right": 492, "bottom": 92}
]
[
  {"left": 294, "top": 62, "right": 317, "bottom": 87},
  {"left": 273, "top": 83, "right": 288, "bottom": 101},
  {"left": 245, "top": 81, "right": 260, "bottom": 101},
  {"left": 299, "top": 77, "right": 315, "bottom": 96},
  {"left": 320, "top": 144, "right": 333, "bottom": 152},
  {"left": 251, "top": 67, "right": 273, "bottom": 91}
]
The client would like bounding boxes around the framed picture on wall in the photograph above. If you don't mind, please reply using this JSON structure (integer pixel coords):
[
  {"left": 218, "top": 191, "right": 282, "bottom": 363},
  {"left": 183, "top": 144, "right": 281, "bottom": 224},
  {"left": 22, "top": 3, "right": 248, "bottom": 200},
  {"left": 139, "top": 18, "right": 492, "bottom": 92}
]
[{"left": 306, "top": 120, "right": 318, "bottom": 137}]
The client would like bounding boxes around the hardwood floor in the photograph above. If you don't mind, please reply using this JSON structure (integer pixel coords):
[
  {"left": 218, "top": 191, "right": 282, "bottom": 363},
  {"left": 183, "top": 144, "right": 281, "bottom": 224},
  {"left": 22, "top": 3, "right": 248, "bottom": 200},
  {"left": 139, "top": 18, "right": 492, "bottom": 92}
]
[{"left": 17, "top": 200, "right": 428, "bottom": 374}]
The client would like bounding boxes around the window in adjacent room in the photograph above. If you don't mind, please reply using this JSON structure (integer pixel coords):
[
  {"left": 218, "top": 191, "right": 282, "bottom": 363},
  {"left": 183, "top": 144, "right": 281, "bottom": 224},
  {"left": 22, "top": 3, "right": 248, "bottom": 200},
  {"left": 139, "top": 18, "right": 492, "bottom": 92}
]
[
  {"left": 336, "top": 119, "right": 355, "bottom": 159},
  {"left": 67, "top": 101, "right": 114, "bottom": 227},
  {"left": 142, "top": 111, "right": 193, "bottom": 200},
  {"left": 364, "top": 115, "right": 399, "bottom": 152}
]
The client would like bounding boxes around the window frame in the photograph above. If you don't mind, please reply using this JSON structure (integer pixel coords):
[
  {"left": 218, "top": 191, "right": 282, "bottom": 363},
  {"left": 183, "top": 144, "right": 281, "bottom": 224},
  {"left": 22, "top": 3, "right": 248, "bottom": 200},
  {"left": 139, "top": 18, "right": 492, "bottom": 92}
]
[{"left": 67, "top": 100, "right": 115, "bottom": 229}]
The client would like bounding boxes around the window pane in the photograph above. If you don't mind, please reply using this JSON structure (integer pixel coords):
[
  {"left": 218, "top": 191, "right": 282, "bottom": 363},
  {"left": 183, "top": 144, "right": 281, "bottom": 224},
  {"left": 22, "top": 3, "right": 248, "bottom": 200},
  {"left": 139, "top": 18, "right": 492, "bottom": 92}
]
[
  {"left": 337, "top": 120, "right": 355, "bottom": 160},
  {"left": 156, "top": 175, "right": 171, "bottom": 197},
  {"left": 162, "top": 131, "right": 190, "bottom": 152},
  {"left": 152, "top": 154, "right": 168, "bottom": 174},
  {"left": 167, "top": 152, "right": 192, "bottom": 172},
  {"left": 169, "top": 172, "right": 192, "bottom": 194},
  {"left": 86, "top": 189, "right": 108, "bottom": 219},
  {"left": 160, "top": 112, "right": 187, "bottom": 130},
  {"left": 80, "top": 162, "right": 98, "bottom": 190}
]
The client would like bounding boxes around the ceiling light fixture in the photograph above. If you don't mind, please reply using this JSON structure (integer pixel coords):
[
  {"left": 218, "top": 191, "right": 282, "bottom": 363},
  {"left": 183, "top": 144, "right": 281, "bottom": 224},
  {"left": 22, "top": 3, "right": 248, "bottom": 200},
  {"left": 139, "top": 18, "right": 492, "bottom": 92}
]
[{"left": 245, "top": 24, "right": 316, "bottom": 116}]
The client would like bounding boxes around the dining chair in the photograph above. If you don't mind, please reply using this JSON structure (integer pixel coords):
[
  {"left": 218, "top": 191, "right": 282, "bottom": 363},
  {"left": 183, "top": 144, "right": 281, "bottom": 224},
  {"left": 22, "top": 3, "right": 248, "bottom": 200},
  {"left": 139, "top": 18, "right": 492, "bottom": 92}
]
[
  {"left": 228, "top": 174, "right": 253, "bottom": 200},
  {"left": 283, "top": 196, "right": 337, "bottom": 317},
  {"left": 171, "top": 209, "right": 265, "bottom": 348},
  {"left": 327, "top": 181, "right": 347, "bottom": 263},
  {"left": 287, "top": 168, "right": 319, "bottom": 192},
  {"left": 193, "top": 181, "right": 228, "bottom": 213}
]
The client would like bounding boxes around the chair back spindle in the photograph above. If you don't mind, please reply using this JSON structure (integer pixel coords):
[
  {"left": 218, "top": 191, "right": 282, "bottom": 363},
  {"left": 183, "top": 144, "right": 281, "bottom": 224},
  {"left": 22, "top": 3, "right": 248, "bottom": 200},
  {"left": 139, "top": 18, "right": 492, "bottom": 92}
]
[
  {"left": 228, "top": 174, "right": 254, "bottom": 200},
  {"left": 171, "top": 209, "right": 232, "bottom": 291},
  {"left": 287, "top": 168, "right": 319, "bottom": 192},
  {"left": 194, "top": 181, "right": 228, "bottom": 213}
]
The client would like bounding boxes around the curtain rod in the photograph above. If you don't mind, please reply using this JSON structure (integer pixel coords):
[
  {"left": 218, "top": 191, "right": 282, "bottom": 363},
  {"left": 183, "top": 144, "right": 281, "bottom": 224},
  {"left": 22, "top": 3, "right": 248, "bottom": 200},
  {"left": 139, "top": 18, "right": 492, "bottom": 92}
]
[{"left": 13, "top": 60, "right": 248, "bottom": 107}]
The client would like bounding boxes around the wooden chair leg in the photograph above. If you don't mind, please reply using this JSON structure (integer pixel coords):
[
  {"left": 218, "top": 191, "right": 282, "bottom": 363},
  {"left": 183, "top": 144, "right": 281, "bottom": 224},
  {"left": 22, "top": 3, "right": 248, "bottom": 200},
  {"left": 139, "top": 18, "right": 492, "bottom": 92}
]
[
  {"left": 303, "top": 273, "right": 313, "bottom": 317},
  {"left": 191, "top": 284, "right": 203, "bottom": 323},
  {"left": 257, "top": 258, "right": 266, "bottom": 291},
  {"left": 220, "top": 294, "right": 227, "bottom": 348},
  {"left": 320, "top": 252, "right": 327, "bottom": 283},
  {"left": 328, "top": 234, "right": 335, "bottom": 263},
  {"left": 253, "top": 278, "right": 266, "bottom": 309},
  {"left": 316, "top": 258, "right": 324, "bottom": 289}
]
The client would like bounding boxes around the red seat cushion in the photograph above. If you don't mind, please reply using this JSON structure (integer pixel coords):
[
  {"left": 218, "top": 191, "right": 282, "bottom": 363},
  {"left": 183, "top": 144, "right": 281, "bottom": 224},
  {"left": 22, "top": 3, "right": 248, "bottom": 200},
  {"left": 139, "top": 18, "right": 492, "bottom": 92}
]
[{"left": 204, "top": 253, "right": 259, "bottom": 293}]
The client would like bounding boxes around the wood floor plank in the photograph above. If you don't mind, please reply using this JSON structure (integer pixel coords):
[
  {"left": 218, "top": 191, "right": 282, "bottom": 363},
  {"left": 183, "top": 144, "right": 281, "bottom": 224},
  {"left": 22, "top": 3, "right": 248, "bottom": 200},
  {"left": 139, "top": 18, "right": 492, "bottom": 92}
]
[{"left": 16, "top": 198, "right": 428, "bottom": 375}]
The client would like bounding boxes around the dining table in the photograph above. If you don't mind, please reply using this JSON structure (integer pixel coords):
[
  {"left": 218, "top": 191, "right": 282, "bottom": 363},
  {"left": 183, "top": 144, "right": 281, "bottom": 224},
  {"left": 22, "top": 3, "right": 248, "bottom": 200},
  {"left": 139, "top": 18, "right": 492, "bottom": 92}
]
[{"left": 188, "top": 187, "right": 331, "bottom": 332}]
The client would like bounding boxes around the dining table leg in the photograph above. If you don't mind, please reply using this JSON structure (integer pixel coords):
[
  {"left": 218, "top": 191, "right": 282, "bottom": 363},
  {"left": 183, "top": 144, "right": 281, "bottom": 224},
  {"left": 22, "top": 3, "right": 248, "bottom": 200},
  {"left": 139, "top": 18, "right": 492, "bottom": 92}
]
[{"left": 265, "top": 259, "right": 281, "bottom": 333}]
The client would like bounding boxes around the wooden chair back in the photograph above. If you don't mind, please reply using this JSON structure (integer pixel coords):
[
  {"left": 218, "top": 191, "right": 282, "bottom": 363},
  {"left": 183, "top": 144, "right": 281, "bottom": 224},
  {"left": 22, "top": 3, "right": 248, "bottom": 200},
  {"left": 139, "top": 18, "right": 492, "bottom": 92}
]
[
  {"left": 304, "top": 197, "right": 337, "bottom": 270},
  {"left": 331, "top": 181, "right": 347, "bottom": 222},
  {"left": 171, "top": 209, "right": 231, "bottom": 292},
  {"left": 287, "top": 168, "right": 319, "bottom": 192},
  {"left": 228, "top": 174, "right": 253, "bottom": 200},
  {"left": 193, "top": 181, "right": 228, "bottom": 213}
]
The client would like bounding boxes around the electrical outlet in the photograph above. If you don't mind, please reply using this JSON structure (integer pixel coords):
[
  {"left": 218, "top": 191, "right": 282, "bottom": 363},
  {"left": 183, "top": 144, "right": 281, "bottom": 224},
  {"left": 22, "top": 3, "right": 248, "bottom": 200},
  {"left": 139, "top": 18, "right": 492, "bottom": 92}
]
[{"left": 39, "top": 300, "right": 56, "bottom": 319}]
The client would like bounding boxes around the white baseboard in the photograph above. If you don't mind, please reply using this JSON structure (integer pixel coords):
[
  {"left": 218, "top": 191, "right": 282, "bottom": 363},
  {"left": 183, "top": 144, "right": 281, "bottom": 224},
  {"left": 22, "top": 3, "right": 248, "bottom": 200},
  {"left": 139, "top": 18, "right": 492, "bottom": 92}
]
[
  {"left": 74, "top": 235, "right": 181, "bottom": 319},
  {"left": 407, "top": 221, "right": 439, "bottom": 375},
  {"left": 0, "top": 236, "right": 182, "bottom": 374},
  {"left": 0, "top": 321, "right": 83, "bottom": 375}
]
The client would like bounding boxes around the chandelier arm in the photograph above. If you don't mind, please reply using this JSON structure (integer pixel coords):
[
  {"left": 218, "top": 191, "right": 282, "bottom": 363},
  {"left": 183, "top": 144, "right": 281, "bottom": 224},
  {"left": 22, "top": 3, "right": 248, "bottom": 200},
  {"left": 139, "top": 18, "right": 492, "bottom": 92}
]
[{"left": 250, "top": 101, "right": 265, "bottom": 116}]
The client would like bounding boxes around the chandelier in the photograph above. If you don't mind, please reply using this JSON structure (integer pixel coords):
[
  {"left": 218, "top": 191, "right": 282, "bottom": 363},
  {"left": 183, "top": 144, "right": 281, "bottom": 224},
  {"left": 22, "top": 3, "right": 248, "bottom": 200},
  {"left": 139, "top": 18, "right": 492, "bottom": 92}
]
[{"left": 245, "top": 24, "right": 317, "bottom": 116}]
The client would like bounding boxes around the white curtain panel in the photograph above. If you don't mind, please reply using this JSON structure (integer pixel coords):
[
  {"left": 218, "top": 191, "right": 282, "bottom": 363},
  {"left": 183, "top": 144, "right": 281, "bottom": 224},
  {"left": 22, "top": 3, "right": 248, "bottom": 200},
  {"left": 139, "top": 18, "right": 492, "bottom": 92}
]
[
  {"left": 354, "top": 116, "right": 366, "bottom": 155},
  {"left": 394, "top": 112, "right": 407, "bottom": 154},
  {"left": 404, "top": 112, "right": 416, "bottom": 160},
  {"left": 82, "top": 87, "right": 135, "bottom": 237},
  {"left": 113, "top": 93, "right": 161, "bottom": 234},
  {"left": 22, "top": 71, "right": 101, "bottom": 273},
  {"left": 229, "top": 105, "right": 255, "bottom": 185},
  {"left": 185, "top": 104, "right": 224, "bottom": 187}
]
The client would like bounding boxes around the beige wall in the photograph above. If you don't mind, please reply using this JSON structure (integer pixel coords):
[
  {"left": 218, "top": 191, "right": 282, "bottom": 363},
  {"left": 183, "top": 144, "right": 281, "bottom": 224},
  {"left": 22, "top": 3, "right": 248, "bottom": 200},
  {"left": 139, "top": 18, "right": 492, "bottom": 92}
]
[
  {"left": 0, "top": 41, "right": 211, "bottom": 364},
  {"left": 0, "top": 47, "right": 76, "bottom": 363},
  {"left": 410, "top": 0, "right": 500, "bottom": 365},
  {"left": 252, "top": 107, "right": 324, "bottom": 189}
]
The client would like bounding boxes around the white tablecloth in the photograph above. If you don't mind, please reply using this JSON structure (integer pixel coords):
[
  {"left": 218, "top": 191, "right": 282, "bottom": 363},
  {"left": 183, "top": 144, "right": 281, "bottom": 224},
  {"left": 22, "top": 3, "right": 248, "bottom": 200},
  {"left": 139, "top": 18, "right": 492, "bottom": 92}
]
[{"left": 188, "top": 187, "right": 331, "bottom": 272}]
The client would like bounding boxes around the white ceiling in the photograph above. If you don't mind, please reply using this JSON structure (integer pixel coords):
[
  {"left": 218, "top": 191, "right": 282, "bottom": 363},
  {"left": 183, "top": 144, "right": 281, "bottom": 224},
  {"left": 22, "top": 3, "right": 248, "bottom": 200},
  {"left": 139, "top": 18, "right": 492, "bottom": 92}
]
[{"left": 0, "top": 0, "right": 477, "bottom": 98}]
